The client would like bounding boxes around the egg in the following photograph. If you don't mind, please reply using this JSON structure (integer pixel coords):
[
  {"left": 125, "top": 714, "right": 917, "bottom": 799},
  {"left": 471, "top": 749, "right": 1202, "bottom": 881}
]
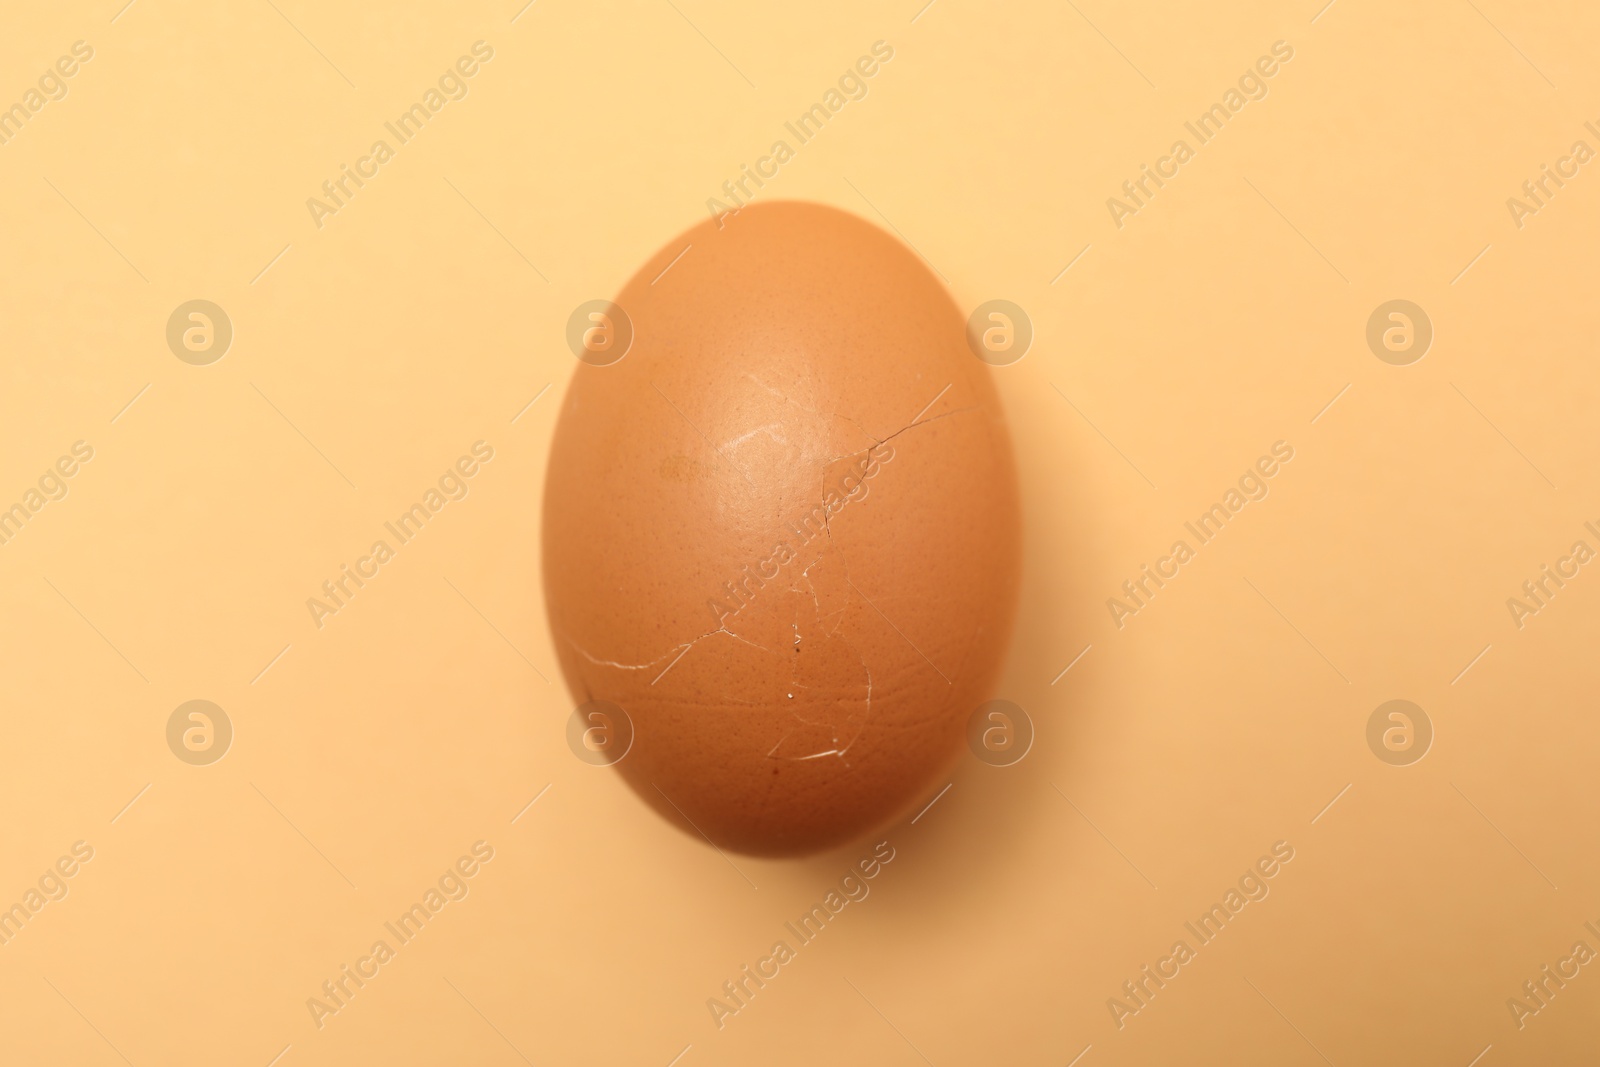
[{"left": 543, "top": 201, "right": 1021, "bottom": 856}]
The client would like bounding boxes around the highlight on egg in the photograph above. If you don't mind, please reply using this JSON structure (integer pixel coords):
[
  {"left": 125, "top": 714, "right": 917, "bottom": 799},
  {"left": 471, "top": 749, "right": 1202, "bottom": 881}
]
[{"left": 543, "top": 200, "right": 1022, "bottom": 856}]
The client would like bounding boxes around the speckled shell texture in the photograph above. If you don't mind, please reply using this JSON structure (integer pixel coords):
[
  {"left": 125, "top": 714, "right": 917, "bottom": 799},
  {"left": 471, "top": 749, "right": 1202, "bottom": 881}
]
[{"left": 543, "top": 201, "right": 1021, "bottom": 856}]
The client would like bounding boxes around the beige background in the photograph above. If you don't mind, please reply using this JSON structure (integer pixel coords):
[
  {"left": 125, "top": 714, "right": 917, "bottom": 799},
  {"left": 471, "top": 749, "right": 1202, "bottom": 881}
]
[{"left": 3, "top": 0, "right": 1599, "bottom": 1063}]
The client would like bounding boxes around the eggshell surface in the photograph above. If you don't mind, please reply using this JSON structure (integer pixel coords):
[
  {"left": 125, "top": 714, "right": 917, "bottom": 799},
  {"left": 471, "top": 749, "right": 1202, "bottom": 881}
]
[{"left": 543, "top": 201, "right": 1021, "bottom": 856}]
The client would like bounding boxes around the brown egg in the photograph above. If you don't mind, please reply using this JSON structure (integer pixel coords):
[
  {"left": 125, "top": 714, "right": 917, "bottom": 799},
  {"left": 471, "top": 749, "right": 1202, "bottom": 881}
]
[{"left": 543, "top": 201, "right": 1021, "bottom": 856}]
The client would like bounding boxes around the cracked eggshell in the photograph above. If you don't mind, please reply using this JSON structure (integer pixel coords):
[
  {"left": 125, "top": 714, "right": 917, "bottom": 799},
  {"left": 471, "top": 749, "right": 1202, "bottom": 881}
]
[{"left": 542, "top": 201, "right": 1021, "bottom": 857}]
